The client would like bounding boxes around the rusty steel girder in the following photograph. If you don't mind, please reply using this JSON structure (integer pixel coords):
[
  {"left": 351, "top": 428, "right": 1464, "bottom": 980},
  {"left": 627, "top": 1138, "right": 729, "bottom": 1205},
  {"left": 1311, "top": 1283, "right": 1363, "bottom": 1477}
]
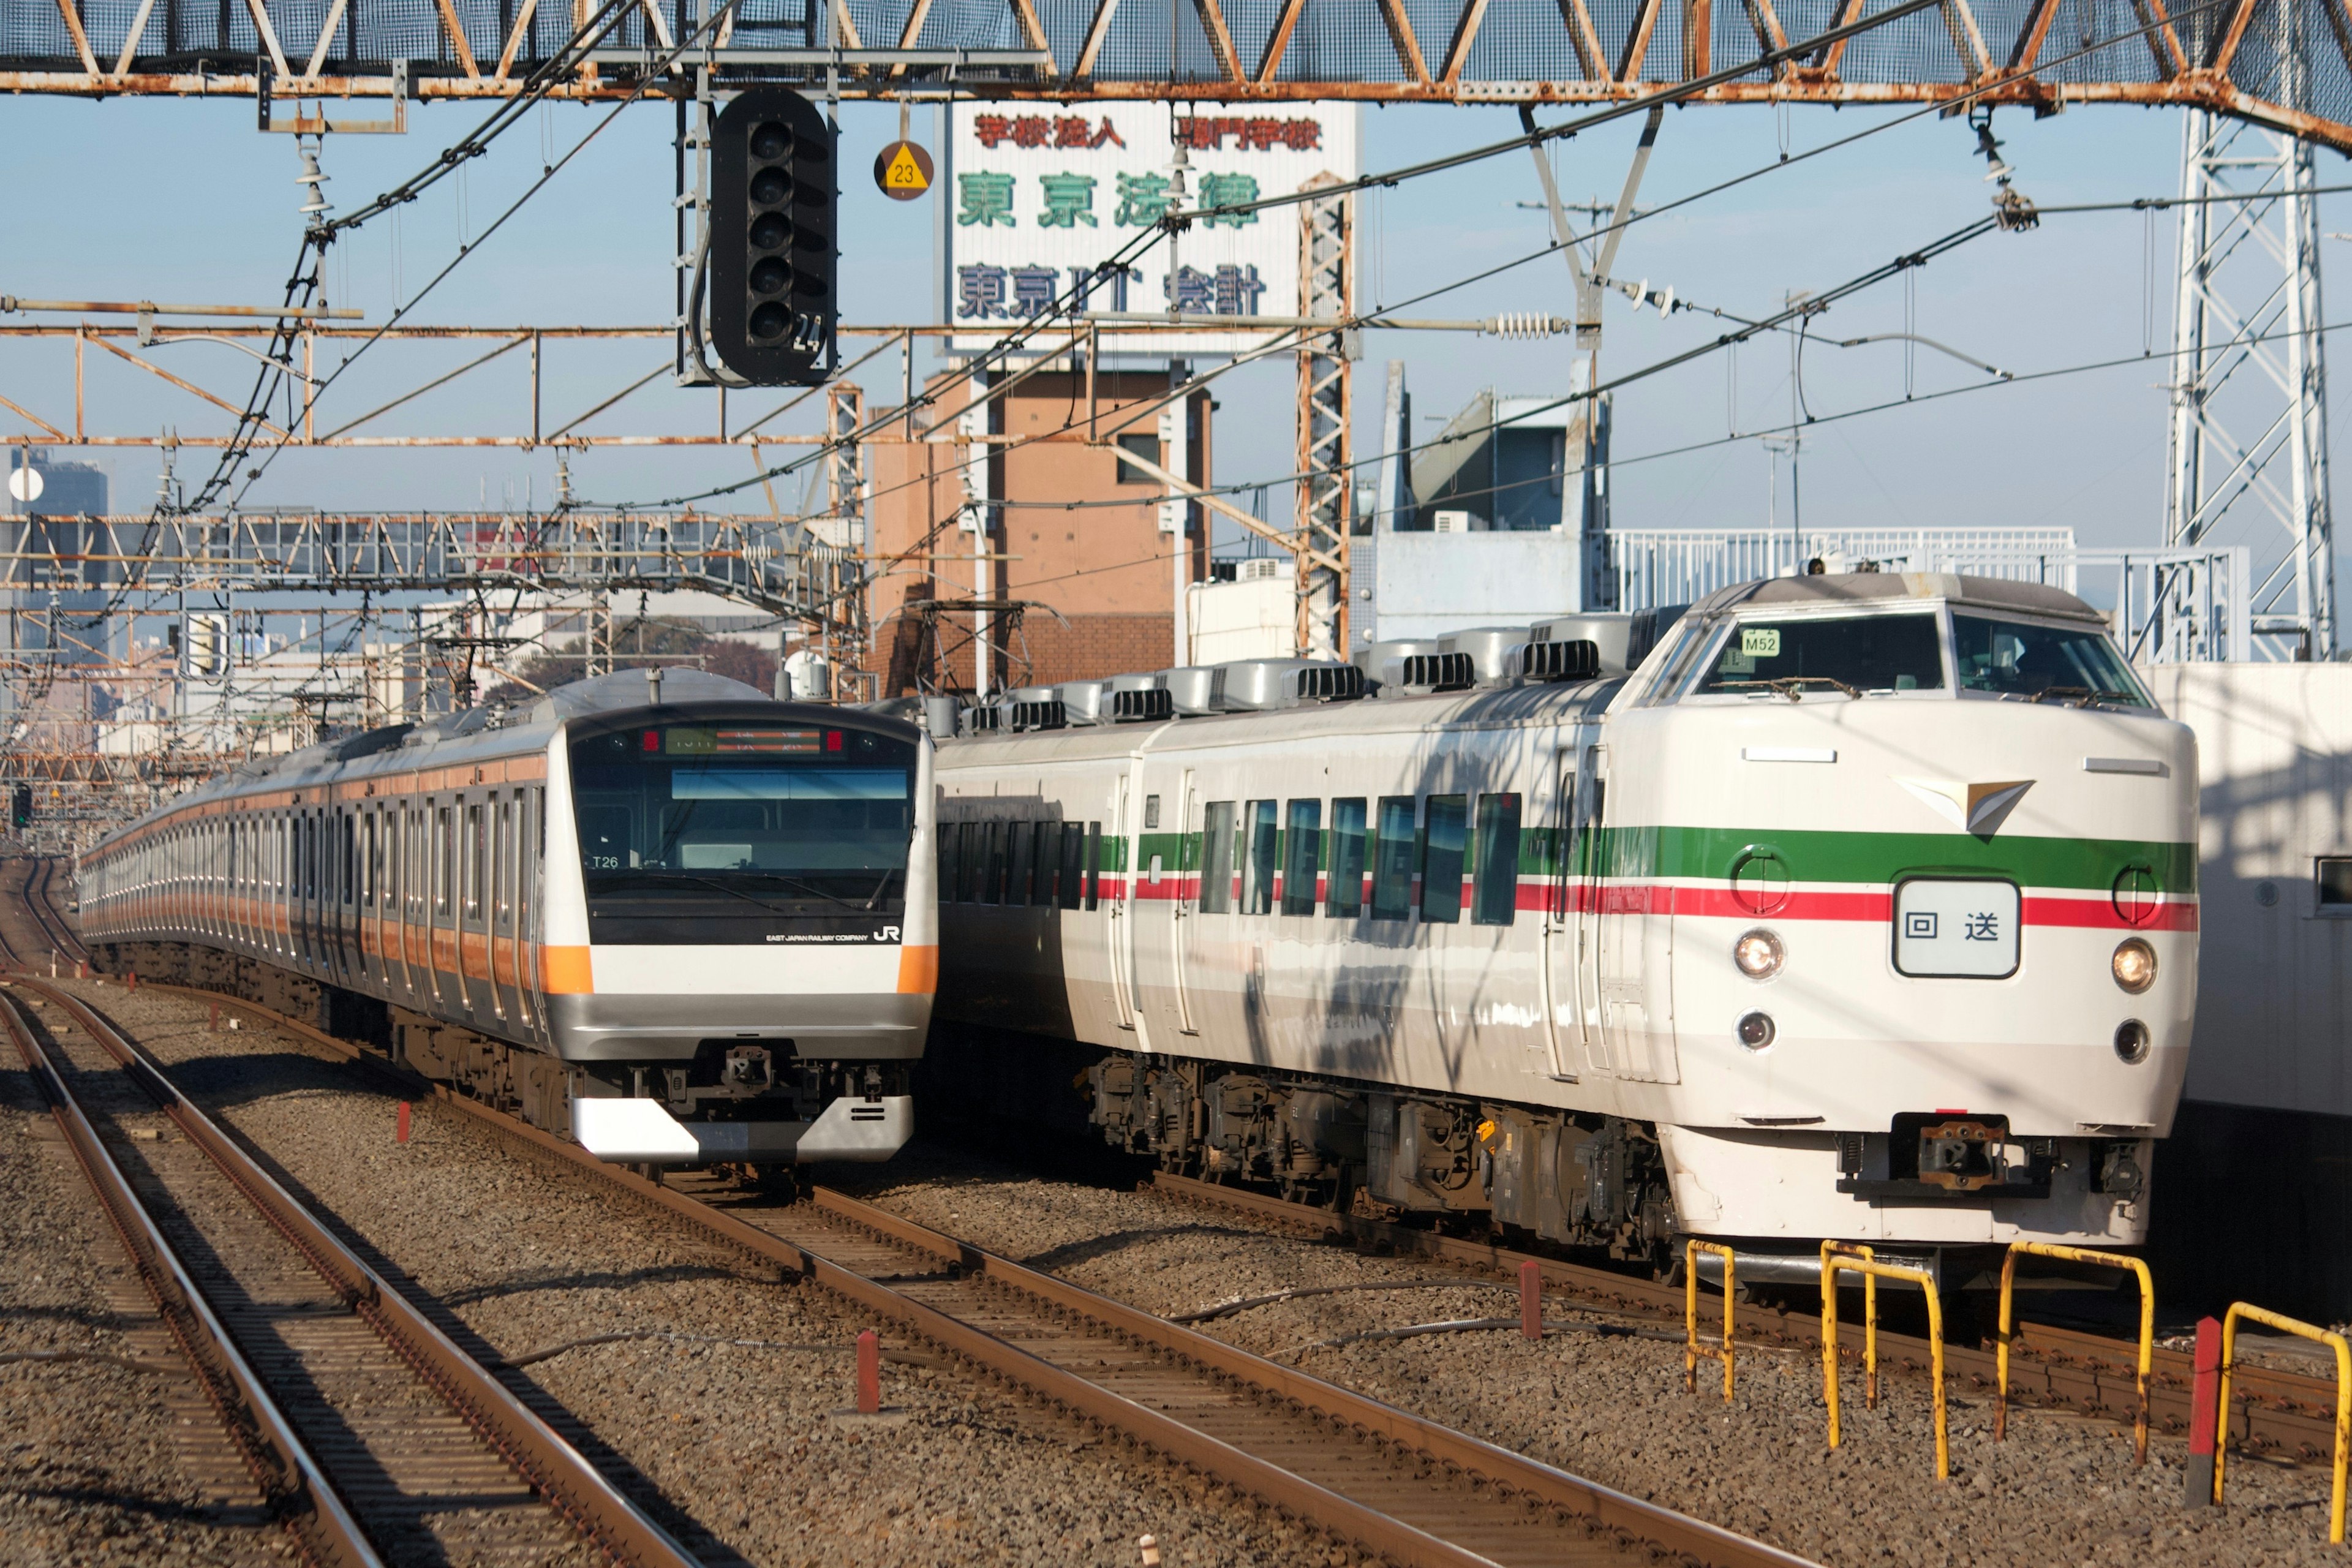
[{"left": 0, "top": 0, "right": 2348, "bottom": 150}]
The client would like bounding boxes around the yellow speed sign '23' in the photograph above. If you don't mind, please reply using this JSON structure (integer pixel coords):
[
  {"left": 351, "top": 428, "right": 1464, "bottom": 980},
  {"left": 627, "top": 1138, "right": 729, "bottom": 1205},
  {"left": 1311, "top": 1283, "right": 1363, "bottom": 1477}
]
[{"left": 873, "top": 140, "right": 935, "bottom": 200}]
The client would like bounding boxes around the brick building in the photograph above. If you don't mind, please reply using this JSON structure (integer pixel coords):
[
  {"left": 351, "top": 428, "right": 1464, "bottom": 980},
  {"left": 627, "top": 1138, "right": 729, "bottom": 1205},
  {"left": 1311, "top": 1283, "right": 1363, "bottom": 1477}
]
[{"left": 869, "top": 368, "right": 1211, "bottom": 697}]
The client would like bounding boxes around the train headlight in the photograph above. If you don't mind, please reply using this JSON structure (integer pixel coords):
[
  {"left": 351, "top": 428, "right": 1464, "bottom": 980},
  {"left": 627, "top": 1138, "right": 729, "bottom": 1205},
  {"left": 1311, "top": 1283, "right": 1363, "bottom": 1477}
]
[
  {"left": 2111, "top": 937, "right": 2157, "bottom": 994},
  {"left": 1736, "top": 1011, "right": 1776, "bottom": 1050},
  {"left": 1733, "top": 929, "right": 1784, "bottom": 979}
]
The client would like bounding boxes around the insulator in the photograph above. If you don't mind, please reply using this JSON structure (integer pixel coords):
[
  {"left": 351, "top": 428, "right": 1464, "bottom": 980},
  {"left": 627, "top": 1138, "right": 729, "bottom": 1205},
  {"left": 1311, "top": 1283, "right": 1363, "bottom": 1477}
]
[{"left": 1483, "top": 312, "right": 1566, "bottom": 340}]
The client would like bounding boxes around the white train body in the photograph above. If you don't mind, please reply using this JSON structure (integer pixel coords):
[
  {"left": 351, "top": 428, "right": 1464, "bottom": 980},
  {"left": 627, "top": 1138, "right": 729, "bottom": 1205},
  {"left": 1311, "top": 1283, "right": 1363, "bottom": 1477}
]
[
  {"left": 933, "top": 574, "right": 2197, "bottom": 1269},
  {"left": 77, "top": 669, "right": 937, "bottom": 1166}
]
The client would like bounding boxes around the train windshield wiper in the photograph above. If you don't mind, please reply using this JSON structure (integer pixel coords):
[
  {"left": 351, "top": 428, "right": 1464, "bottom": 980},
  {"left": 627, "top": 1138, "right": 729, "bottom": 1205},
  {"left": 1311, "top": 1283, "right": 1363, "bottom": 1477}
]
[
  {"left": 863, "top": 866, "right": 899, "bottom": 911},
  {"left": 2029, "top": 685, "right": 2135, "bottom": 707},
  {"left": 1717, "top": 675, "right": 1864, "bottom": 701}
]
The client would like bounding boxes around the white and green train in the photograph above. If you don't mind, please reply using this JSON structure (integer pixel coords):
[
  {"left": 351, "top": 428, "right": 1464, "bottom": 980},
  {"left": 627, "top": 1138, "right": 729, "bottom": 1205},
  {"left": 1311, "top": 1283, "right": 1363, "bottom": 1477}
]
[{"left": 929, "top": 573, "right": 2198, "bottom": 1281}]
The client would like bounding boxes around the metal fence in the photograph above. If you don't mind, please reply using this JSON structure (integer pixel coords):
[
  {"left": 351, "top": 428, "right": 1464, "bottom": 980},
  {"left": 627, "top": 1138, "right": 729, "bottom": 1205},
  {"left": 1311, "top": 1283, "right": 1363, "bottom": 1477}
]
[{"left": 1608, "top": 529, "right": 2260, "bottom": 662}]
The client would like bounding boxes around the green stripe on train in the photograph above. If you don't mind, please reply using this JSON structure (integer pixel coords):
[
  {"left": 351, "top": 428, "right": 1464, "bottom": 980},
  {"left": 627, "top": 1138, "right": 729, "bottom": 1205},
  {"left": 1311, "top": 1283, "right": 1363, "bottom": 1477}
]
[{"left": 1602, "top": 826, "right": 2197, "bottom": 894}]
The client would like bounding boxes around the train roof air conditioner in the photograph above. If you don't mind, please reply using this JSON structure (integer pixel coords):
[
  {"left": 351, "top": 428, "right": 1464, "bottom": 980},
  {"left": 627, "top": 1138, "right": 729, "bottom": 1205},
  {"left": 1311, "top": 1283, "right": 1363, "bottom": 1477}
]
[
  {"left": 1009, "top": 699, "right": 1067, "bottom": 732},
  {"left": 1398, "top": 652, "right": 1477, "bottom": 693},
  {"left": 1112, "top": 687, "right": 1175, "bottom": 723},
  {"left": 1520, "top": 638, "right": 1604, "bottom": 682}
]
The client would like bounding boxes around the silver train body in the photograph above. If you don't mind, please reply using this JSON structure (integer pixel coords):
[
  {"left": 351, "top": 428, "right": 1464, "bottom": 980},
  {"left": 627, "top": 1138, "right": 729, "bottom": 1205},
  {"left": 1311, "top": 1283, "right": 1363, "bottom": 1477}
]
[
  {"left": 78, "top": 670, "right": 937, "bottom": 1165},
  {"left": 932, "top": 574, "right": 2199, "bottom": 1278}
]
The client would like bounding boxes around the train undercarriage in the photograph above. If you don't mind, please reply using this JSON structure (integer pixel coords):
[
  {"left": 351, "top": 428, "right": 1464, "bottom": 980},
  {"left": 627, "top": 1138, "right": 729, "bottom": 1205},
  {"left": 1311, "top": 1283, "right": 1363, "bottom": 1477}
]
[
  {"left": 82, "top": 940, "right": 911, "bottom": 1163},
  {"left": 1084, "top": 1052, "right": 1681, "bottom": 1269}
]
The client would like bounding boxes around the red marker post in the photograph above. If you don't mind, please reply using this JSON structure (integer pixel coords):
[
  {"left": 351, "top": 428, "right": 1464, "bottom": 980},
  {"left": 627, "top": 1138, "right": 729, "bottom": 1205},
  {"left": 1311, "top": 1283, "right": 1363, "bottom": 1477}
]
[
  {"left": 1520, "top": 1259, "right": 1543, "bottom": 1340},
  {"left": 856, "top": 1329, "right": 881, "bottom": 1414},
  {"left": 2187, "top": 1315, "right": 2223, "bottom": 1507},
  {"left": 209, "top": 1001, "right": 221, "bottom": 1033},
  {"left": 395, "top": 1101, "right": 412, "bottom": 1144}
]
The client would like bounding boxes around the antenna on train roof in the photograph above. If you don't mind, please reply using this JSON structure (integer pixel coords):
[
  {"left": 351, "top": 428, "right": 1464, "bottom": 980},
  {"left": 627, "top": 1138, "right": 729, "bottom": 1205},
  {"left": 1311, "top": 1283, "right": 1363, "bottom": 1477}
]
[{"left": 646, "top": 667, "right": 663, "bottom": 706}]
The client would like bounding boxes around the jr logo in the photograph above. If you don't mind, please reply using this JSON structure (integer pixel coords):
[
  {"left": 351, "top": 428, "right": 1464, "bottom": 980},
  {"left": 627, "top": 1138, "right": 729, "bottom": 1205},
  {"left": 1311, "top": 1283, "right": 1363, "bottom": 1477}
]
[{"left": 876, "top": 925, "right": 902, "bottom": 943}]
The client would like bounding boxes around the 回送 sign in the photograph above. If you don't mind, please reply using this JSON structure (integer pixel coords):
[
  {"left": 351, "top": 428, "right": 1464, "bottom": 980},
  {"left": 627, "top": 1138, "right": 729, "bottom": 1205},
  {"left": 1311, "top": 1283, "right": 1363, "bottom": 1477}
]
[{"left": 944, "top": 104, "right": 1360, "bottom": 356}]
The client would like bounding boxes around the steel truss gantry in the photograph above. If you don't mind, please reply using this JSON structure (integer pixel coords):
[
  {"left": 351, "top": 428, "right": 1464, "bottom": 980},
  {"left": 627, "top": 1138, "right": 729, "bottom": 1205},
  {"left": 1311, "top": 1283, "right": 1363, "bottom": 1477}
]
[
  {"left": 2165, "top": 108, "right": 2337, "bottom": 660},
  {"left": 2, "top": 0, "right": 2351, "bottom": 155}
]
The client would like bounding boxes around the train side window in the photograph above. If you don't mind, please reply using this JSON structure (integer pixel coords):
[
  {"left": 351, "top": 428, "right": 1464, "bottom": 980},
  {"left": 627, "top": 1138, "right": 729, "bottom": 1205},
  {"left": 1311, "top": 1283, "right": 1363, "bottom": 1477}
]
[
  {"left": 1422, "top": 795, "right": 1469, "bottom": 924},
  {"left": 1327, "top": 799, "right": 1368, "bottom": 918},
  {"left": 362, "top": 815, "right": 376, "bottom": 907},
  {"left": 1057, "top": 822, "right": 1085, "bottom": 910},
  {"left": 466, "top": 802, "right": 485, "bottom": 920},
  {"left": 1199, "top": 802, "right": 1236, "bottom": 913},
  {"left": 1472, "top": 793, "right": 1523, "bottom": 927},
  {"left": 1282, "top": 800, "right": 1322, "bottom": 917},
  {"left": 955, "top": 820, "right": 981, "bottom": 903},
  {"left": 938, "top": 822, "right": 961, "bottom": 901},
  {"left": 1084, "top": 822, "right": 1103, "bottom": 910},
  {"left": 979, "top": 822, "right": 1006, "bottom": 905},
  {"left": 1038, "top": 822, "right": 1065, "bottom": 907},
  {"left": 1243, "top": 800, "right": 1278, "bottom": 914},
  {"left": 497, "top": 801, "right": 514, "bottom": 922},
  {"left": 1008, "top": 822, "right": 1037, "bottom": 906},
  {"left": 1370, "top": 797, "right": 1417, "bottom": 921},
  {"left": 433, "top": 805, "right": 452, "bottom": 916},
  {"left": 344, "top": 815, "right": 356, "bottom": 905},
  {"left": 2320, "top": 858, "right": 2352, "bottom": 910}
]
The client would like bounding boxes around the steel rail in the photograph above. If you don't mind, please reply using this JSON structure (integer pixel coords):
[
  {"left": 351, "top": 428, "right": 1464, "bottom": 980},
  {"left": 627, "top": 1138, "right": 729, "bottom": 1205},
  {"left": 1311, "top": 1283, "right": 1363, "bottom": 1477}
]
[
  {"left": 6, "top": 975, "right": 706, "bottom": 1568},
  {"left": 1149, "top": 1171, "right": 2350, "bottom": 1466},
  {"left": 116, "top": 973, "right": 1822, "bottom": 1568},
  {"left": 0, "top": 987, "right": 383, "bottom": 1568}
]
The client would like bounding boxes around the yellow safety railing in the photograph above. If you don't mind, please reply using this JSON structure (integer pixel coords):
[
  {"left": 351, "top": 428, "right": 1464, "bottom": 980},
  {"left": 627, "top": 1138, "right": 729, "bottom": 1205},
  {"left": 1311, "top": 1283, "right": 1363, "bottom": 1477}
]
[
  {"left": 1823, "top": 1250, "right": 1948, "bottom": 1480},
  {"left": 1994, "top": 1241, "right": 2154, "bottom": 1464},
  {"left": 1820, "top": 1240, "right": 1880, "bottom": 1408},
  {"left": 2215, "top": 1303, "right": 2351, "bottom": 1544},
  {"left": 1684, "top": 1240, "right": 1736, "bottom": 1401}
]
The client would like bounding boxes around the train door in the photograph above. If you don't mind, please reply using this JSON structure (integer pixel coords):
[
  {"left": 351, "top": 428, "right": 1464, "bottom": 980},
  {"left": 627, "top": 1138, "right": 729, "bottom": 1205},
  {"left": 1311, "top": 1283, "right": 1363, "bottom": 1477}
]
[
  {"left": 459, "top": 799, "right": 487, "bottom": 1018},
  {"left": 516, "top": 788, "right": 538, "bottom": 1035},
  {"left": 1590, "top": 747, "right": 1679, "bottom": 1084},
  {"left": 1163, "top": 769, "right": 1200, "bottom": 1036},
  {"left": 426, "top": 802, "right": 450, "bottom": 1008},
  {"left": 1106, "top": 771, "right": 1139, "bottom": 1036},
  {"left": 1541, "top": 744, "right": 1589, "bottom": 1080}
]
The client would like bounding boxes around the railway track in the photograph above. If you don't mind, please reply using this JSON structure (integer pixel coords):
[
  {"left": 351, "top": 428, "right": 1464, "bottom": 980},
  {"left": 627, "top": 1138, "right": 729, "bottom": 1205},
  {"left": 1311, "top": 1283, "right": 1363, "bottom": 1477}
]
[
  {"left": 61, "top": 970, "right": 1826, "bottom": 1568},
  {"left": 1146, "top": 1169, "right": 2350, "bottom": 1468},
  {"left": 0, "top": 853, "right": 85, "bottom": 974},
  {"left": 0, "top": 975, "right": 703, "bottom": 1568}
]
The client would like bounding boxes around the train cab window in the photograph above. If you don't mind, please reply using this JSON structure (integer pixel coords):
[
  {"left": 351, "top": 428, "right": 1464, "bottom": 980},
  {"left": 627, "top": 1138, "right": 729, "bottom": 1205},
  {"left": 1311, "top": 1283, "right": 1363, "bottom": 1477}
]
[
  {"left": 1691, "top": 613, "right": 1944, "bottom": 698},
  {"left": 1472, "top": 794, "right": 1523, "bottom": 927},
  {"left": 1371, "top": 797, "right": 1417, "bottom": 921},
  {"left": 1327, "top": 799, "right": 1368, "bottom": 918},
  {"left": 1058, "top": 823, "right": 1087, "bottom": 911},
  {"left": 1199, "top": 802, "right": 1236, "bottom": 913},
  {"left": 1243, "top": 801, "right": 1279, "bottom": 915},
  {"left": 1952, "top": 614, "right": 2151, "bottom": 706},
  {"left": 1008, "top": 822, "right": 1037, "bottom": 906},
  {"left": 1281, "top": 801, "right": 1322, "bottom": 917},
  {"left": 1083, "top": 822, "right": 1102, "bottom": 910},
  {"left": 1421, "top": 795, "right": 1469, "bottom": 924}
]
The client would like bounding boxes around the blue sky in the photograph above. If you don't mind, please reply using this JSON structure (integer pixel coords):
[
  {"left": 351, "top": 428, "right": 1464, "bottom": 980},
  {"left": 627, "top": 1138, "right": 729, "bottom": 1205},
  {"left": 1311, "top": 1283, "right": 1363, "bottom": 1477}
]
[{"left": 2, "top": 89, "right": 2345, "bottom": 584}]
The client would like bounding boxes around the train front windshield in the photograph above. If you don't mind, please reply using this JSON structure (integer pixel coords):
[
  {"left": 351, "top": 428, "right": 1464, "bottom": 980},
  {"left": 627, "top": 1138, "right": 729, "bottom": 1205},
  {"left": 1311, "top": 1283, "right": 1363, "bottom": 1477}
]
[{"left": 570, "top": 722, "right": 915, "bottom": 926}]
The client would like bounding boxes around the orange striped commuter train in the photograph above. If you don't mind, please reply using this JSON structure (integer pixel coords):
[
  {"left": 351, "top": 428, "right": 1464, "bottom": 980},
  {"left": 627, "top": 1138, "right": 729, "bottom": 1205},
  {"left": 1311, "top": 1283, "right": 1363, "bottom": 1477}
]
[{"left": 77, "top": 668, "right": 936, "bottom": 1166}]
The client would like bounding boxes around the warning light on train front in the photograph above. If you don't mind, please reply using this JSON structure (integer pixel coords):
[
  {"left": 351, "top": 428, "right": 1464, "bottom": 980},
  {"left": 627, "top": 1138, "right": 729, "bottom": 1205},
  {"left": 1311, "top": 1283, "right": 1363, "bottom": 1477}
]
[
  {"left": 1736, "top": 1011, "right": 1776, "bottom": 1050},
  {"left": 2111, "top": 937, "right": 2157, "bottom": 994},
  {"left": 1733, "top": 928, "right": 1784, "bottom": 979}
]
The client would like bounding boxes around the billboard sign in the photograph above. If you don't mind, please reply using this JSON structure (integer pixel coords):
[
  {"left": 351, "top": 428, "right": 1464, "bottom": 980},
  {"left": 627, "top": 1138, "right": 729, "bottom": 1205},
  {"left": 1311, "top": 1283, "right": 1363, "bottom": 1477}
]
[{"left": 945, "top": 103, "right": 1360, "bottom": 357}]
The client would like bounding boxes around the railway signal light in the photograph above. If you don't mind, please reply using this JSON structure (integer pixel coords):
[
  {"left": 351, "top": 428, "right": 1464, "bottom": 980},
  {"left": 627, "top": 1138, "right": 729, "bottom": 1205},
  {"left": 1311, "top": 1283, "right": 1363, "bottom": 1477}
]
[
  {"left": 10, "top": 785, "right": 29, "bottom": 831},
  {"left": 709, "top": 88, "right": 837, "bottom": 386}
]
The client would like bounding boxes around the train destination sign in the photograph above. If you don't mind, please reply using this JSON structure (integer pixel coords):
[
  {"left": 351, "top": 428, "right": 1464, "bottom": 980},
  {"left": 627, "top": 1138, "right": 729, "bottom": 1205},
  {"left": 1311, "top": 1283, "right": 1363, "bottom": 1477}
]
[{"left": 944, "top": 102, "right": 1360, "bottom": 356}]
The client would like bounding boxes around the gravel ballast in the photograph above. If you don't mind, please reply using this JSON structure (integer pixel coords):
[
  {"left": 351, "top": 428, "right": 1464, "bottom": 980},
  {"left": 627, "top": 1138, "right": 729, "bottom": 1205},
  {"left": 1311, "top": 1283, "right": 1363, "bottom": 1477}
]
[
  {"left": 0, "top": 997, "right": 291, "bottom": 1568},
  {"left": 48, "top": 979, "right": 1341, "bottom": 1568},
  {"left": 828, "top": 1141, "right": 2345, "bottom": 1568}
]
